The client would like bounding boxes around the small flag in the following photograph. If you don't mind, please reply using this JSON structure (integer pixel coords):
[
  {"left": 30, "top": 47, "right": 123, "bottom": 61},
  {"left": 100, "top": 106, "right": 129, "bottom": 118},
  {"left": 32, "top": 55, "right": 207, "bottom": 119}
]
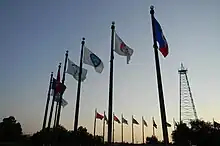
[
  {"left": 114, "top": 115, "right": 120, "bottom": 123},
  {"left": 214, "top": 121, "right": 220, "bottom": 128},
  {"left": 143, "top": 119, "right": 147, "bottom": 127},
  {"left": 54, "top": 96, "right": 68, "bottom": 107},
  {"left": 66, "top": 58, "right": 87, "bottom": 81},
  {"left": 132, "top": 117, "right": 139, "bottom": 125},
  {"left": 153, "top": 119, "right": 157, "bottom": 129},
  {"left": 115, "top": 33, "right": 134, "bottom": 64},
  {"left": 173, "top": 118, "right": 177, "bottom": 127},
  {"left": 83, "top": 47, "right": 104, "bottom": 73},
  {"left": 166, "top": 122, "right": 171, "bottom": 127},
  {"left": 153, "top": 17, "right": 168, "bottom": 57},
  {"left": 96, "top": 112, "right": 104, "bottom": 120},
  {"left": 51, "top": 78, "right": 66, "bottom": 96},
  {"left": 122, "top": 117, "right": 128, "bottom": 125}
]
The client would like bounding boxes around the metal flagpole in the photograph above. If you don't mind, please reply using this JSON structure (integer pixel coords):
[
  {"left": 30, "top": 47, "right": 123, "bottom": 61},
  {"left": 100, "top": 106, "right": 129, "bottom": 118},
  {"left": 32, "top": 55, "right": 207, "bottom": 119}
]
[
  {"left": 94, "top": 108, "right": 97, "bottom": 136},
  {"left": 42, "top": 72, "right": 53, "bottom": 130},
  {"left": 131, "top": 115, "right": 134, "bottom": 144},
  {"left": 103, "top": 111, "right": 106, "bottom": 143},
  {"left": 107, "top": 22, "right": 115, "bottom": 144},
  {"left": 150, "top": 6, "right": 169, "bottom": 145},
  {"left": 142, "top": 116, "right": 144, "bottom": 144},
  {"left": 56, "top": 51, "right": 68, "bottom": 127},
  {"left": 47, "top": 63, "right": 61, "bottom": 129},
  {"left": 121, "top": 114, "right": 123, "bottom": 143},
  {"left": 73, "top": 38, "right": 85, "bottom": 131}
]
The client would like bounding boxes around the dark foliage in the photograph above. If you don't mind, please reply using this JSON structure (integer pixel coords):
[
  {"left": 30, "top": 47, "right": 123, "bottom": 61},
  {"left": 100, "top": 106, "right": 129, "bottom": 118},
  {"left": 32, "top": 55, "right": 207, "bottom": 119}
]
[{"left": 172, "top": 119, "right": 220, "bottom": 146}]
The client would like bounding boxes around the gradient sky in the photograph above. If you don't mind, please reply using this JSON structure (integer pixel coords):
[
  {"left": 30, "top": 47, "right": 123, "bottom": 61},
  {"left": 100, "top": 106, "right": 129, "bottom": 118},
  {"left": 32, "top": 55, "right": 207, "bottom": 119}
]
[{"left": 1, "top": 0, "right": 220, "bottom": 143}]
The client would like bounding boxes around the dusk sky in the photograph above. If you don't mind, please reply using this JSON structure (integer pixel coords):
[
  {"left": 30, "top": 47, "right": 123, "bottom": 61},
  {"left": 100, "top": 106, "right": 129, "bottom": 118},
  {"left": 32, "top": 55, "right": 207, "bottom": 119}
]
[{"left": 1, "top": 0, "right": 220, "bottom": 143}]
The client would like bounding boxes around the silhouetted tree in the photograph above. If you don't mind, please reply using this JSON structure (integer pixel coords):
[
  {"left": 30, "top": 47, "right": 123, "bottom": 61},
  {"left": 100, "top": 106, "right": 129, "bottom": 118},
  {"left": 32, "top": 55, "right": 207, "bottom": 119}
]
[
  {"left": 0, "top": 116, "right": 22, "bottom": 142},
  {"left": 146, "top": 135, "right": 159, "bottom": 144}
]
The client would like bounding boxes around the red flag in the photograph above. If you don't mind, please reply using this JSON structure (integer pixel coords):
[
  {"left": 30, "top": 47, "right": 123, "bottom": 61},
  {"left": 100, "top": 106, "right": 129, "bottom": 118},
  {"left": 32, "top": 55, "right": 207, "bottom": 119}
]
[
  {"left": 114, "top": 115, "right": 120, "bottom": 123},
  {"left": 96, "top": 112, "right": 104, "bottom": 120}
]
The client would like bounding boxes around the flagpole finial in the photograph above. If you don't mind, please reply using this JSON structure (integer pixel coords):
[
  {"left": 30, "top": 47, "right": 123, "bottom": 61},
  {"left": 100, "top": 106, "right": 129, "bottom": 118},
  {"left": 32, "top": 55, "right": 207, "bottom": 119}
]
[
  {"left": 111, "top": 21, "right": 115, "bottom": 29},
  {"left": 66, "top": 50, "right": 69, "bottom": 54},
  {"left": 59, "top": 62, "right": 61, "bottom": 66},
  {"left": 82, "top": 37, "right": 85, "bottom": 45},
  {"left": 150, "top": 5, "right": 154, "bottom": 14}
]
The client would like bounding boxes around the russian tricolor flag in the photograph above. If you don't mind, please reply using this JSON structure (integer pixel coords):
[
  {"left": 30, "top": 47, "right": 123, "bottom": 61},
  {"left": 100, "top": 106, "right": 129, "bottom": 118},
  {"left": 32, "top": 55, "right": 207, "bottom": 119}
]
[{"left": 153, "top": 17, "right": 169, "bottom": 57}]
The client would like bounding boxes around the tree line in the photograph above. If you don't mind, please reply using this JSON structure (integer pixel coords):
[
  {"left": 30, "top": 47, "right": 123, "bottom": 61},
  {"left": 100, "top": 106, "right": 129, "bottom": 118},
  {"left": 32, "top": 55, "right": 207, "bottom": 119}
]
[{"left": 1, "top": 116, "right": 220, "bottom": 145}]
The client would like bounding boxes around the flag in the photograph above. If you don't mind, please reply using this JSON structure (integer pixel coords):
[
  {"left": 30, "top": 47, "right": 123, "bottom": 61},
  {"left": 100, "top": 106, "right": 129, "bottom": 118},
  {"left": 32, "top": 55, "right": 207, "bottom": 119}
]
[
  {"left": 122, "top": 117, "right": 128, "bottom": 125},
  {"left": 66, "top": 58, "right": 87, "bottom": 81},
  {"left": 96, "top": 112, "right": 104, "bottom": 120},
  {"left": 143, "top": 119, "right": 147, "bottom": 127},
  {"left": 214, "top": 121, "right": 220, "bottom": 128},
  {"left": 115, "top": 33, "right": 134, "bottom": 64},
  {"left": 114, "top": 115, "right": 120, "bottom": 123},
  {"left": 153, "top": 119, "right": 157, "bottom": 129},
  {"left": 132, "top": 117, "right": 139, "bottom": 125},
  {"left": 51, "top": 78, "right": 66, "bottom": 96},
  {"left": 153, "top": 17, "right": 168, "bottom": 57},
  {"left": 166, "top": 122, "right": 171, "bottom": 127},
  {"left": 83, "top": 47, "right": 104, "bottom": 73},
  {"left": 54, "top": 96, "right": 68, "bottom": 107},
  {"left": 173, "top": 118, "right": 177, "bottom": 127}
]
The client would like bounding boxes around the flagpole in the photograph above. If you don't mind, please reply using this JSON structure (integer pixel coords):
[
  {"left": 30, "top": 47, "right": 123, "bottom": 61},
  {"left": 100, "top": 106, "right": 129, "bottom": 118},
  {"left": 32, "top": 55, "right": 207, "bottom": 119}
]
[
  {"left": 107, "top": 22, "right": 115, "bottom": 144},
  {"left": 42, "top": 72, "right": 53, "bottom": 130},
  {"left": 150, "top": 6, "right": 169, "bottom": 145},
  {"left": 47, "top": 63, "right": 61, "bottom": 129},
  {"left": 112, "top": 113, "right": 115, "bottom": 143},
  {"left": 94, "top": 108, "right": 97, "bottom": 136},
  {"left": 103, "top": 111, "right": 106, "bottom": 143},
  {"left": 131, "top": 115, "right": 134, "bottom": 144},
  {"left": 53, "top": 103, "right": 58, "bottom": 127},
  {"left": 56, "top": 51, "right": 68, "bottom": 127},
  {"left": 74, "top": 38, "right": 85, "bottom": 131},
  {"left": 142, "top": 116, "right": 144, "bottom": 144},
  {"left": 152, "top": 117, "right": 155, "bottom": 136},
  {"left": 121, "top": 114, "right": 123, "bottom": 143}
]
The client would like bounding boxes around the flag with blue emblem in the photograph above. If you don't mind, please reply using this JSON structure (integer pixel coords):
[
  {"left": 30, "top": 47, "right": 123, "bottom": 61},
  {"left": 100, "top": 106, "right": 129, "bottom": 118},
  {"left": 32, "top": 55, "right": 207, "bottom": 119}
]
[{"left": 83, "top": 47, "right": 104, "bottom": 73}]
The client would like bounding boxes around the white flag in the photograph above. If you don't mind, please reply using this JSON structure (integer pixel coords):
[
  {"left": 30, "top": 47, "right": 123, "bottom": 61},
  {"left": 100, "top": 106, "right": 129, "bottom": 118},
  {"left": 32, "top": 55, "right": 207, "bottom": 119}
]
[
  {"left": 54, "top": 95, "right": 68, "bottom": 107},
  {"left": 115, "top": 33, "right": 134, "bottom": 64},
  {"left": 83, "top": 47, "right": 104, "bottom": 73},
  {"left": 66, "top": 58, "right": 87, "bottom": 82}
]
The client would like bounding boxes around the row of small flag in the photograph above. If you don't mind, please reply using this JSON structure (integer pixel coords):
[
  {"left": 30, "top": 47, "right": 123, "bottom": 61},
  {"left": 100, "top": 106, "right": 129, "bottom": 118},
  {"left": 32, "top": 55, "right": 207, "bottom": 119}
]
[{"left": 95, "top": 110, "right": 172, "bottom": 128}]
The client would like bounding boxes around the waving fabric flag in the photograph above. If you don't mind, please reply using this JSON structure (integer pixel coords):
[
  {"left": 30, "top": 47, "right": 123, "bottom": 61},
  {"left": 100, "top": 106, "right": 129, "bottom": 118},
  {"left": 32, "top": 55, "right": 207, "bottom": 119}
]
[
  {"left": 96, "top": 112, "right": 104, "bottom": 120},
  {"left": 143, "top": 119, "right": 148, "bottom": 127},
  {"left": 132, "top": 117, "right": 139, "bottom": 125},
  {"left": 66, "top": 59, "right": 87, "bottom": 82},
  {"left": 114, "top": 115, "right": 120, "bottom": 123},
  {"left": 83, "top": 47, "right": 104, "bottom": 73},
  {"left": 153, "top": 17, "right": 169, "bottom": 57},
  {"left": 54, "top": 96, "right": 68, "bottom": 107},
  {"left": 122, "top": 117, "right": 128, "bottom": 125},
  {"left": 166, "top": 122, "right": 171, "bottom": 127},
  {"left": 153, "top": 119, "right": 157, "bottom": 129},
  {"left": 115, "top": 33, "right": 134, "bottom": 64}
]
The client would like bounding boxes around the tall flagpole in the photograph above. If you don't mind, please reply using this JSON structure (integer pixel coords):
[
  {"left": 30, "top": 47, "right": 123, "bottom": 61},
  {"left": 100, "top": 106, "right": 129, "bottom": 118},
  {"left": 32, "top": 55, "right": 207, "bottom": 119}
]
[
  {"left": 150, "top": 6, "right": 169, "bottom": 145},
  {"left": 142, "top": 116, "right": 144, "bottom": 144},
  {"left": 56, "top": 50, "right": 68, "bottom": 127},
  {"left": 42, "top": 72, "right": 53, "bottom": 130},
  {"left": 74, "top": 38, "right": 85, "bottom": 131},
  {"left": 47, "top": 63, "right": 61, "bottom": 129},
  {"left": 131, "top": 115, "right": 134, "bottom": 144},
  {"left": 121, "top": 114, "right": 123, "bottom": 143},
  {"left": 152, "top": 117, "right": 155, "bottom": 136},
  {"left": 103, "top": 111, "right": 106, "bottom": 143},
  {"left": 107, "top": 22, "right": 115, "bottom": 144},
  {"left": 53, "top": 103, "right": 58, "bottom": 127},
  {"left": 112, "top": 113, "right": 115, "bottom": 143},
  {"left": 94, "top": 108, "right": 97, "bottom": 136}
]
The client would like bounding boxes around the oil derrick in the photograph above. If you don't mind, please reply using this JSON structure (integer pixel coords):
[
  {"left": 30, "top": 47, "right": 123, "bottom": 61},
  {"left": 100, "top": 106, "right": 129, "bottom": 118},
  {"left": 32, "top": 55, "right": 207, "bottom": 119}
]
[{"left": 179, "top": 63, "right": 198, "bottom": 124}]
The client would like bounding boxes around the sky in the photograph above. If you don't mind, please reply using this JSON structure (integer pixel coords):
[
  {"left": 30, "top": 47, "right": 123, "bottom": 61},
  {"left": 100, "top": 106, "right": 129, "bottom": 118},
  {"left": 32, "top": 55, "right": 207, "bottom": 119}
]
[{"left": 0, "top": 0, "right": 220, "bottom": 143}]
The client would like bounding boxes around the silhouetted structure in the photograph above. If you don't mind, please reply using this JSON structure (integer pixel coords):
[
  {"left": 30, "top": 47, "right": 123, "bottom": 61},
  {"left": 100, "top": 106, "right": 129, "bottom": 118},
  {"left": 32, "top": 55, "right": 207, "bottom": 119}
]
[{"left": 179, "top": 63, "right": 198, "bottom": 124}]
